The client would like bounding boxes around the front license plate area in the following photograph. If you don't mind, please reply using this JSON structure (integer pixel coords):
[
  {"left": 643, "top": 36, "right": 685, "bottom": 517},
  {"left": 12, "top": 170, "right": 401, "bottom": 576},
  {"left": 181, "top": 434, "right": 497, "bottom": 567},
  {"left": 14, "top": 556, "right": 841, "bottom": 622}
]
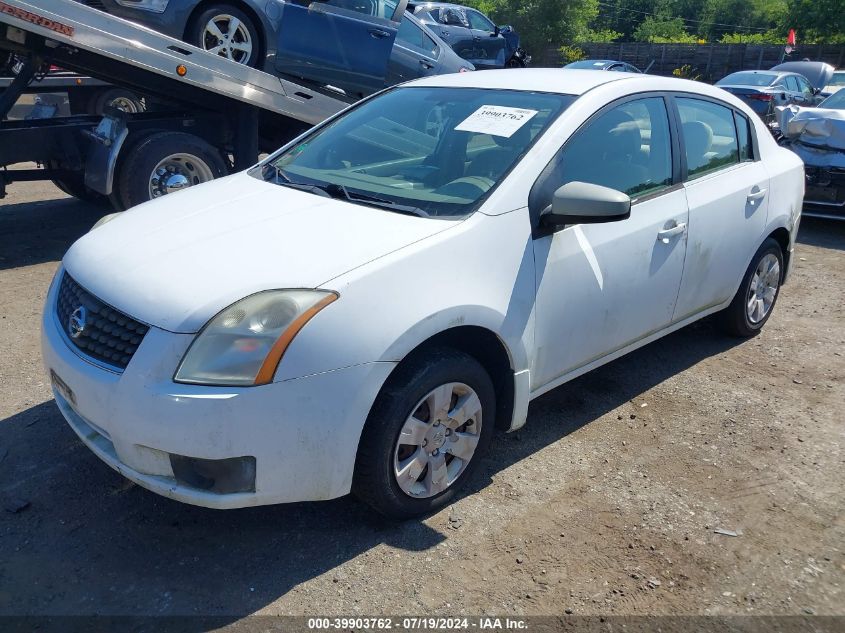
[{"left": 50, "top": 369, "right": 76, "bottom": 406}]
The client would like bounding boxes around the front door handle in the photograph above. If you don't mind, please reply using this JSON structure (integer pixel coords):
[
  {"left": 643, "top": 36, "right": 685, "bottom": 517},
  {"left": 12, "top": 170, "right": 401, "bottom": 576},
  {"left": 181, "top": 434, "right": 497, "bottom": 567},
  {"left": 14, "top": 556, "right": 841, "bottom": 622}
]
[
  {"left": 747, "top": 187, "right": 767, "bottom": 203},
  {"left": 657, "top": 222, "right": 686, "bottom": 243},
  {"left": 419, "top": 59, "right": 434, "bottom": 70},
  {"left": 369, "top": 28, "right": 390, "bottom": 38}
]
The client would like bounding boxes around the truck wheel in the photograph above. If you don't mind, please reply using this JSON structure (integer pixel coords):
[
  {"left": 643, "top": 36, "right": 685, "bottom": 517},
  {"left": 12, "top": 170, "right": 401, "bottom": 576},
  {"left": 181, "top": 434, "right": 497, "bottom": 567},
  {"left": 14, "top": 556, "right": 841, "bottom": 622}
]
[
  {"left": 91, "top": 88, "right": 145, "bottom": 115},
  {"left": 52, "top": 176, "right": 109, "bottom": 206},
  {"left": 187, "top": 4, "right": 261, "bottom": 67},
  {"left": 114, "top": 131, "right": 228, "bottom": 209}
]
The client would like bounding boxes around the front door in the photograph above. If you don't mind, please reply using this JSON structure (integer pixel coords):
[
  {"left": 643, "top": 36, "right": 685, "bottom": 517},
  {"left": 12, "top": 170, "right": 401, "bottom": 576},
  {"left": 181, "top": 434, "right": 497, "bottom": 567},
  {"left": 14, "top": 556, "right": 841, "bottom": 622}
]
[
  {"left": 672, "top": 97, "right": 770, "bottom": 321},
  {"left": 274, "top": 0, "right": 406, "bottom": 97},
  {"left": 531, "top": 96, "right": 688, "bottom": 391},
  {"left": 465, "top": 9, "right": 505, "bottom": 68}
]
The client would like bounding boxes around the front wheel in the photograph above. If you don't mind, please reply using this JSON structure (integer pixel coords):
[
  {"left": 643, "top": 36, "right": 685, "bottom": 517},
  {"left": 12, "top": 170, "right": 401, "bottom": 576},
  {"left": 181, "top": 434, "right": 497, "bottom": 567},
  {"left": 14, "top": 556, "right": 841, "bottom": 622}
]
[
  {"left": 353, "top": 348, "right": 495, "bottom": 519},
  {"left": 718, "top": 238, "right": 784, "bottom": 337},
  {"left": 505, "top": 56, "right": 525, "bottom": 68}
]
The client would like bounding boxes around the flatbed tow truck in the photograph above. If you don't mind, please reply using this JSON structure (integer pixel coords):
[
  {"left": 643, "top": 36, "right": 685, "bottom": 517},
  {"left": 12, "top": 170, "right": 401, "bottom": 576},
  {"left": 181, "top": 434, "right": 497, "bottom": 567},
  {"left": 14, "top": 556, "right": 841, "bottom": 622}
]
[{"left": 0, "top": 0, "right": 367, "bottom": 209}]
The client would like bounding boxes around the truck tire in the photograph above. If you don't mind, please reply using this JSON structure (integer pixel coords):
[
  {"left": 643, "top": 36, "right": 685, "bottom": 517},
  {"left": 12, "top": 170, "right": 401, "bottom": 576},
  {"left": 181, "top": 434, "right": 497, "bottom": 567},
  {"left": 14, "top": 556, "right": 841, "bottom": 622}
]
[
  {"left": 114, "top": 131, "right": 228, "bottom": 209},
  {"left": 90, "top": 88, "right": 145, "bottom": 115},
  {"left": 187, "top": 4, "right": 262, "bottom": 67},
  {"left": 52, "top": 175, "right": 109, "bottom": 207}
]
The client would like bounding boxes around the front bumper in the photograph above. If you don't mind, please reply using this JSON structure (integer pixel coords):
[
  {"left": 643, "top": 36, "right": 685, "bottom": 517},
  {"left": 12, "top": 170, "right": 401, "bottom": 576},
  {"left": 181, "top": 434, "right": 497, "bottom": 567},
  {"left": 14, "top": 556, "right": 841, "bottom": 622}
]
[{"left": 41, "top": 274, "right": 394, "bottom": 508}]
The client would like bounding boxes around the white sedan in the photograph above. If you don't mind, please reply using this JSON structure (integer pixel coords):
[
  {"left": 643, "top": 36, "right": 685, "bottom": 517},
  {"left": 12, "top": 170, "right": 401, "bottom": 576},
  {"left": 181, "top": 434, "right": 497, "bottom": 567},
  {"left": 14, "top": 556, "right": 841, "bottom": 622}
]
[{"left": 42, "top": 69, "right": 804, "bottom": 518}]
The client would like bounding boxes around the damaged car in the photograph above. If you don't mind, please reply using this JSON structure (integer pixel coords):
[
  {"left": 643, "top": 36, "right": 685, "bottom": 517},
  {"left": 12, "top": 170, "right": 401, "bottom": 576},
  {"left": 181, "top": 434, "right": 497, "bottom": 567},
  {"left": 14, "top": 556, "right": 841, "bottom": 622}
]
[{"left": 778, "top": 90, "right": 845, "bottom": 219}]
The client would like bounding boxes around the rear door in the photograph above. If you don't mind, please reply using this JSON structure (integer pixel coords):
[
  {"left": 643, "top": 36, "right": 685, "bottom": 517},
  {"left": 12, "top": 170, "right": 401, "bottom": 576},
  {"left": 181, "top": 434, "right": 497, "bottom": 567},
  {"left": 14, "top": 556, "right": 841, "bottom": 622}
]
[
  {"left": 274, "top": 0, "right": 407, "bottom": 96},
  {"left": 465, "top": 9, "right": 505, "bottom": 68},
  {"left": 386, "top": 15, "right": 440, "bottom": 85},
  {"left": 672, "top": 97, "right": 770, "bottom": 321}
]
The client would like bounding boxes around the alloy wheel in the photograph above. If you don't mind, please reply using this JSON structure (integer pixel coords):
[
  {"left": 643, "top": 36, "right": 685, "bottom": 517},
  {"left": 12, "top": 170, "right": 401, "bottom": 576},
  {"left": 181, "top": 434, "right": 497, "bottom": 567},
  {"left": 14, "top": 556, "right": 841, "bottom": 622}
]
[{"left": 202, "top": 14, "right": 253, "bottom": 64}]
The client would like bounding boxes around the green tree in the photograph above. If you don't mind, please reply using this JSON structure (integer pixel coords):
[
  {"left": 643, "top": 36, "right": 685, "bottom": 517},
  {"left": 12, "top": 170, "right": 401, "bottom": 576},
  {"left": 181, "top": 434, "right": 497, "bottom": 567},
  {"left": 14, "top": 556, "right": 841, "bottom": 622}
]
[
  {"left": 633, "top": 16, "right": 698, "bottom": 43},
  {"left": 461, "top": 0, "right": 600, "bottom": 54},
  {"left": 783, "top": 0, "right": 845, "bottom": 43}
]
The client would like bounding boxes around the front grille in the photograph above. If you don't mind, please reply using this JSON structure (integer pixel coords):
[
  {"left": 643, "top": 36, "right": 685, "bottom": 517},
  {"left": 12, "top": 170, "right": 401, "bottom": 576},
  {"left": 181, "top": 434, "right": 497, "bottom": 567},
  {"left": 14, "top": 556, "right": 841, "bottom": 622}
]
[{"left": 55, "top": 273, "right": 149, "bottom": 371}]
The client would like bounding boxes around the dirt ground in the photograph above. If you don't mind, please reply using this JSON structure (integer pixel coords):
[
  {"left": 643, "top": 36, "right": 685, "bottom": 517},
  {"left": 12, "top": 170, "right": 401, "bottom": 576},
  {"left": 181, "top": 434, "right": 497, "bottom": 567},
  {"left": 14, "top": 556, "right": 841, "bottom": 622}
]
[{"left": 0, "top": 176, "right": 843, "bottom": 623}]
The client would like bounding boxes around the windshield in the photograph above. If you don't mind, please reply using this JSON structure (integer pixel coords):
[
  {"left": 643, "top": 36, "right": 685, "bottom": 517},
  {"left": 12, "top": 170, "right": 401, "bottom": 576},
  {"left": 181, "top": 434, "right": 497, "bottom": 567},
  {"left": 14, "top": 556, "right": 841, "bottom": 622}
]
[
  {"left": 260, "top": 87, "right": 573, "bottom": 218},
  {"left": 820, "top": 89, "right": 845, "bottom": 109},
  {"left": 718, "top": 72, "right": 777, "bottom": 87},
  {"left": 566, "top": 60, "right": 611, "bottom": 69}
]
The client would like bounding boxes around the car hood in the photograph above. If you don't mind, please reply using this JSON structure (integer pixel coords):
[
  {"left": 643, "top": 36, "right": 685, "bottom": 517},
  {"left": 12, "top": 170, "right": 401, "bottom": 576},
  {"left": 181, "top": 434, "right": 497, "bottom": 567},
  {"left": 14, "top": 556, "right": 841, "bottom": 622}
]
[
  {"left": 63, "top": 173, "right": 456, "bottom": 333},
  {"left": 776, "top": 104, "right": 845, "bottom": 169}
]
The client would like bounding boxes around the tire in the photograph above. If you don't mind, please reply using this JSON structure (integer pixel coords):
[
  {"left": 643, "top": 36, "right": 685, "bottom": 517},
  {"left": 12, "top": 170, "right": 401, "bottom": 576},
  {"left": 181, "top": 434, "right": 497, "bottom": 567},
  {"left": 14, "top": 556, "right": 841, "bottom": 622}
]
[
  {"left": 505, "top": 57, "right": 525, "bottom": 68},
  {"left": 52, "top": 175, "right": 110, "bottom": 206},
  {"left": 187, "top": 4, "right": 261, "bottom": 67},
  {"left": 353, "top": 347, "right": 495, "bottom": 519},
  {"left": 718, "top": 238, "right": 784, "bottom": 337},
  {"left": 113, "top": 131, "right": 228, "bottom": 209},
  {"left": 90, "top": 88, "right": 145, "bottom": 115}
]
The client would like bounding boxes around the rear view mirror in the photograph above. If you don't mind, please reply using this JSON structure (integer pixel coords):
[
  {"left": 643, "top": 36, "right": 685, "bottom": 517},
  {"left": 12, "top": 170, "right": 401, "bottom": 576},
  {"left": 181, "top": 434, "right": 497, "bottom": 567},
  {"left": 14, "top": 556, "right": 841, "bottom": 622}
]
[{"left": 541, "top": 182, "right": 631, "bottom": 227}]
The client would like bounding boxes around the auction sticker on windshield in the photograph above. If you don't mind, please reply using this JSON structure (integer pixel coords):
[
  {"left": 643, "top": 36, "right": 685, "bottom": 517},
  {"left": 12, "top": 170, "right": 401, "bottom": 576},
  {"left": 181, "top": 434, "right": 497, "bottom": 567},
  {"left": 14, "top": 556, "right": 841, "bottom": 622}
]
[{"left": 455, "top": 105, "right": 538, "bottom": 138}]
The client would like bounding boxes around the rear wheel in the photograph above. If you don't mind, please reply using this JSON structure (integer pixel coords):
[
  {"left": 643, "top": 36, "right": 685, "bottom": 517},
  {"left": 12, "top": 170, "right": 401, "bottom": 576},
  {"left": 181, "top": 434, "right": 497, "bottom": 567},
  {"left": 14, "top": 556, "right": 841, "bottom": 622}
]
[
  {"left": 113, "top": 131, "right": 228, "bottom": 209},
  {"left": 718, "top": 238, "right": 784, "bottom": 337},
  {"left": 353, "top": 347, "right": 495, "bottom": 519},
  {"left": 187, "top": 4, "right": 261, "bottom": 67}
]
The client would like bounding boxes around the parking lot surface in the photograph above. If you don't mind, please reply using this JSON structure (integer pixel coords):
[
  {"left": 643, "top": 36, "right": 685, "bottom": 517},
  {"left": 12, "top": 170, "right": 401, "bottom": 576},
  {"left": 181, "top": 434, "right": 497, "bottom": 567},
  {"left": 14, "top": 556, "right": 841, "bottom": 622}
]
[{"left": 0, "top": 179, "right": 843, "bottom": 618}]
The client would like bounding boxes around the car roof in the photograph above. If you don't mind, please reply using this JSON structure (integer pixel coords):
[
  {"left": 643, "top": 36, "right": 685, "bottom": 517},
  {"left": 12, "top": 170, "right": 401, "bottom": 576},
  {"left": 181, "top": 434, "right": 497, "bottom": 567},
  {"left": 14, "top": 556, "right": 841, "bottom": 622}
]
[
  {"left": 407, "top": 68, "right": 630, "bottom": 94},
  {"left": 406, "top": 69, "right": 749, "bottom": 106}
]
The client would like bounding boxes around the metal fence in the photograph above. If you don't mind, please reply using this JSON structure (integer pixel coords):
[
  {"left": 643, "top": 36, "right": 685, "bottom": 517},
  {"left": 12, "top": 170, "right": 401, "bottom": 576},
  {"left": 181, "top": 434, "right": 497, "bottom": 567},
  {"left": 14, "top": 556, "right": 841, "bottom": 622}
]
[{"left": 539, "top": 43, "right": 845, "bottom": 82}]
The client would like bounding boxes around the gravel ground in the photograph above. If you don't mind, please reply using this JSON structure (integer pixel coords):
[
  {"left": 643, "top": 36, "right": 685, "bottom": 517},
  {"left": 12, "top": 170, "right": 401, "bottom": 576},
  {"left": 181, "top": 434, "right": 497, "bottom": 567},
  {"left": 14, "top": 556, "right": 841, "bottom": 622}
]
[{"left": 0, "top": 178, "right": 842, "bottom": 622}]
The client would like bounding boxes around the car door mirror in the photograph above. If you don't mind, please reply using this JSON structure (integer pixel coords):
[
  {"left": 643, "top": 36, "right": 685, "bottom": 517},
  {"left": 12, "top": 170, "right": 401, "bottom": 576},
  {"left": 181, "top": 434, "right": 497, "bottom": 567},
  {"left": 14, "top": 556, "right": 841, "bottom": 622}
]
[
  {"left": 492, "top": 25, "right": 500, "bottom": 36},
  {"left": 541, "top": 182, "right": 631, "bottom": 227}
]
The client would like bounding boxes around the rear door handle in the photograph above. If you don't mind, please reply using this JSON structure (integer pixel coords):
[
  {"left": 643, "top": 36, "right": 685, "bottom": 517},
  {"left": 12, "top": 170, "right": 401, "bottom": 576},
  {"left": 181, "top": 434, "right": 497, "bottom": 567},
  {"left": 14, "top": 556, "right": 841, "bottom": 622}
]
[
  {"left": 747, "top": 188, "right": 767, "bottom": 203},
  {"left": 657, "top": 222, "right": 686, "bottom": 243},
  {"left": 369, "top": 28, "right": 390, "bottom": 38}
]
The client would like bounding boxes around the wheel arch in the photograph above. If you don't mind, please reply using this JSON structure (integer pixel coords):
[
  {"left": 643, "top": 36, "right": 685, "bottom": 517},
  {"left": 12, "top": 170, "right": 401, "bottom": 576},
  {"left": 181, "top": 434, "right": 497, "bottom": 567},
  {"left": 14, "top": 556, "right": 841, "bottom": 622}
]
[
  {"left": 767, "top": 226, "right": 791, "bottom": 278},
  {"left": 379, "top": 325, "right": 518, "bottom": 432}
]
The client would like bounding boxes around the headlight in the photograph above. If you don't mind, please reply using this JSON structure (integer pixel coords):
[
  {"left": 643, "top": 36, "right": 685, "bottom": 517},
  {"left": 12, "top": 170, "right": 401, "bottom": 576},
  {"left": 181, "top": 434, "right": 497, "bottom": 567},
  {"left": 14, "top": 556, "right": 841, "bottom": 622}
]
[
  {"left": 175, "top": 290, "right": 337, "bottom": 386},
  {"left": 90, "top": 212, "right": 122, "bottom": 231},
  {"left": 114, "top": 0, "right": 170, "bottom": 13}
]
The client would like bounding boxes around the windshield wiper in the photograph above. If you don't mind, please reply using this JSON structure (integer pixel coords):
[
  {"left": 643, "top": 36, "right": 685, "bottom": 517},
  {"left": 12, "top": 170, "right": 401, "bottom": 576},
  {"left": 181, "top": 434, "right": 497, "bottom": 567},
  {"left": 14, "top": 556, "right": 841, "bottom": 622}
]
[
  {"left": 262, "top": 164, "right": 331, "bottom": 198},
  {"left": 263, "top": 166, "right": 429, "bottom": 217},
  {"left": 322, "top": 183, "right": 430, "bottom": 218}
]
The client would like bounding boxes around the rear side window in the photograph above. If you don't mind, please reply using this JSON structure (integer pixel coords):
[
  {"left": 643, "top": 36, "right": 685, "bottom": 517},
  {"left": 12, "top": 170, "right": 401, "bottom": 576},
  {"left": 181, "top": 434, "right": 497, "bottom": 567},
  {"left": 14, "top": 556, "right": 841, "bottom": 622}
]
[
  {"left": 735, "top": 111, "right": 753, "bottom": 162},
  {"left": 397, "top": 17, "right": 438, "bottom": 56},
  {"left": 677, "top": 98, "right": 739, "bottom": 179}
]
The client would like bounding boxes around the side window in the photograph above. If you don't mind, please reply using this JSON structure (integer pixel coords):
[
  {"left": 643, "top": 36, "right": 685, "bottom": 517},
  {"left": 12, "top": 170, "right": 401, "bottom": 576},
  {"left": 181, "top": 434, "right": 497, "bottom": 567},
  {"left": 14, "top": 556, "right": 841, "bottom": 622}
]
[
  {"left": 440, "top": 7, "right": 467, "bottom": 26},
  {"left": 798, "top": 77, "right": 814, "bottom": 98},
  {"left": 734, "top": 111, "right": 753, "bottom": 162},
  {"left": 529, "top": 97, "right": 673, "bottom": 216},
  {"left": 466, "top": 10, "right": 495, "bottom": 32},
  {"left": 677, "top": 98, "right": 739, "bottom": 179},
  {"left": 785, "top": 76, "right": 799, "bottom": 92},
  {"left": 397, "top": 16, "right": 424, "bottom": 48}
]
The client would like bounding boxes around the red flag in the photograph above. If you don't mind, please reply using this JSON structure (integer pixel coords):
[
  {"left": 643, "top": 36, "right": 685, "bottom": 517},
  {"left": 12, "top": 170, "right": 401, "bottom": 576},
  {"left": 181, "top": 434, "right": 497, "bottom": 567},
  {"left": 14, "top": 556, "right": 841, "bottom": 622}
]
[{"left": 787, "top": 29, "right": 796, "bottom": 46}]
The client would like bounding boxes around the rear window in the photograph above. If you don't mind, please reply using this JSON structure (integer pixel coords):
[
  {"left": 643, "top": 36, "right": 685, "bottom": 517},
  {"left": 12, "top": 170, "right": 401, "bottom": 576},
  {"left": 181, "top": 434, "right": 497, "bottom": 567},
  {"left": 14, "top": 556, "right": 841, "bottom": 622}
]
[{"left": 718, "top": 72, "right": 777, "bottom": 87}]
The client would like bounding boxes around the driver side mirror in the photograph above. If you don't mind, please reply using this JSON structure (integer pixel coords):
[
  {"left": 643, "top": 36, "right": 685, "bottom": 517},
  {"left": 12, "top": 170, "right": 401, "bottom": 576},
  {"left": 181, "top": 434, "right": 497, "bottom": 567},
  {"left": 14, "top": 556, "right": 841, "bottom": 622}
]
[
  {"left": 492, "top": 25, "right": 500, "bottom": 36},
  {"left": 541, "top": 182, "right": 631, "bottom": 227}
]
